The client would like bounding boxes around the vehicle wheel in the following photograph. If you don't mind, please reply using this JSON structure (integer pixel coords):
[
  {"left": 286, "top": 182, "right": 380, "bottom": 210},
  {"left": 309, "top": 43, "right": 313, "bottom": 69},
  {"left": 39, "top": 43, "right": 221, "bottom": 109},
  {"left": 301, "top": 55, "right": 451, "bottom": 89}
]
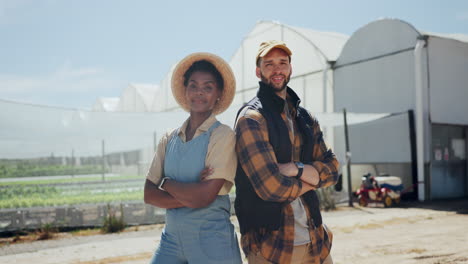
[
  {"left": 358, "top": 195, "right": 368, "bottom": 207},
  {"left": 383, "top": 195, "right": 393, "bottom": 208}
]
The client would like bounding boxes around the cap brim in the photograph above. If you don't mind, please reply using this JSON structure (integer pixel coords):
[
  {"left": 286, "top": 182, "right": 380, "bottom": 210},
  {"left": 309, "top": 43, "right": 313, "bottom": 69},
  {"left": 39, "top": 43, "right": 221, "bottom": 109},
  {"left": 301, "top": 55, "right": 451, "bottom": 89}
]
[{"left": 259, "top": 45, "right": 292, "bottom": 58}]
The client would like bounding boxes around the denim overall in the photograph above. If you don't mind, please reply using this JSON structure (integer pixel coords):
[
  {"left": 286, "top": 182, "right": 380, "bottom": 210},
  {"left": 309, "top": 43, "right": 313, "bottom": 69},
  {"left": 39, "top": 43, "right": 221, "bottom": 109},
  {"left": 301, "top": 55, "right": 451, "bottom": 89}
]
[{"left": 150, "top": 121, "right": 241, "bottom": 264}]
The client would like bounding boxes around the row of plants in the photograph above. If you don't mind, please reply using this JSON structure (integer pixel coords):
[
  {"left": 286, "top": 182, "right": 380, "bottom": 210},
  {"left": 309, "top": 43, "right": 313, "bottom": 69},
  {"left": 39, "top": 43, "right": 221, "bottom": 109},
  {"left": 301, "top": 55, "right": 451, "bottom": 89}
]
[
  {"left": 1, "top": 185, "right": 59, "bottom": 199},
  {"left": 0, "top": 175, "right": 142, "bottom": 186},
  {"left": 0, "top": 188, "right": 142, "bottom": 209},
  {"left": 0, "top": 177, "right": 144, "bottom": 209},
  {"left": 0, "top": 163, "right": 105, "bottom": 178}
]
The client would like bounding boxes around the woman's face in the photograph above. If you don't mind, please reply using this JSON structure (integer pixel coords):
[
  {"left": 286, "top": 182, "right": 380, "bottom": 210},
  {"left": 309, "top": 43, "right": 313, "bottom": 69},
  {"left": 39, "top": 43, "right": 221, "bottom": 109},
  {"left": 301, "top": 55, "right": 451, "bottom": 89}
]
[{"left": 185, "top": 71, "right": 222, "bottom": 114}]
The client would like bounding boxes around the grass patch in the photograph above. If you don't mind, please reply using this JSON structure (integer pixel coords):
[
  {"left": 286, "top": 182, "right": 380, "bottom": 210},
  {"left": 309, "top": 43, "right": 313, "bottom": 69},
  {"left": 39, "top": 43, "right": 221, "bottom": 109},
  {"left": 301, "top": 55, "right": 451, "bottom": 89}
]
[
  {"left": 101, "top": 204, "right": 126, "bottom": 233},
  {"left": 37, "top": 223, "right": 58, "bottom": 240},
  {"left": 316, "top": 186, "right": 337, "bottom": 211},
  {"left": 70, "top": 228, "right": 102, "bottom": 236}
]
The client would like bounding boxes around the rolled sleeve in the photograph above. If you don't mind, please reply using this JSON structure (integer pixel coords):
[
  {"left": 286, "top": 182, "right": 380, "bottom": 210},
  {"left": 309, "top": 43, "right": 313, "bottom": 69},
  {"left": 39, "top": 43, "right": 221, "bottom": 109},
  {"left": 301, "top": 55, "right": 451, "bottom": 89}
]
[
  {"left": 308, "top": 121, "right": 339, "bottom": 188},
  {"left": 146, "top": 131, "right": 172, "bottom": 185},
  {"left": 205, "top": 124, "right": 237, "bottom": 195},
  {"left": 236, "top": 110, "right": 301, "bottom": 203}
]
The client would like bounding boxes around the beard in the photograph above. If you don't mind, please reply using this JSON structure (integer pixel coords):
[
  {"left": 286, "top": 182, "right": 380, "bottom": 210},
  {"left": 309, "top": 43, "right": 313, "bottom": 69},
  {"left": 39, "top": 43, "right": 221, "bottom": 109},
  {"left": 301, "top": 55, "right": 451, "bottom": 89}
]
[{"left": 260, "top": 72, "right": 291, "bottom": 93}]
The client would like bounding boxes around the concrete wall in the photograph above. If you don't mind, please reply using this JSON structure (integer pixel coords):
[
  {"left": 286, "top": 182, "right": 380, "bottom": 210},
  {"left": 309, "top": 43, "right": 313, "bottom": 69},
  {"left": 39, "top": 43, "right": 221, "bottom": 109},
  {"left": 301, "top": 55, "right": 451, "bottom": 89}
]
[
  {"left": 0, "top": 197, "right": 237, "bottom": 232},
  {"left": 0, "top": 202, "right": 165, "bottom": 232}
]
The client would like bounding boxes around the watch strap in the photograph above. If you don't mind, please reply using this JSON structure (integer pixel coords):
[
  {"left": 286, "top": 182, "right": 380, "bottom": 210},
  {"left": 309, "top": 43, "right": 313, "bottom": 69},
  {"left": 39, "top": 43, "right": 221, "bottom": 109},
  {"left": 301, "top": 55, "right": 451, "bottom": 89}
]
[{"left": 295, "top": 162, "right": 304, "bottom": 180}]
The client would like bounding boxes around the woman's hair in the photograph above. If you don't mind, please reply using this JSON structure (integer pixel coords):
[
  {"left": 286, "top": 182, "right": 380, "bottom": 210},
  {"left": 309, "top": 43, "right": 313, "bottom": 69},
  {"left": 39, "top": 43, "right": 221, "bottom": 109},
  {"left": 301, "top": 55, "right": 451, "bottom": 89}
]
[{"left": 183, "top": 60, "right": 224, "bottom": 91}]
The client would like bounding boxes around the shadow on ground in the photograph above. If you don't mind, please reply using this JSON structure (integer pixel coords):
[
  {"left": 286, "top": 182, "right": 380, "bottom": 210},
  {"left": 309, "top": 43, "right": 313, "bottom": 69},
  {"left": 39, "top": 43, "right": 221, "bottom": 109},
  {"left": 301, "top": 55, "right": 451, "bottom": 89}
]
[{"left": 399, "top": 197, "right": 468, "bottom": 214}]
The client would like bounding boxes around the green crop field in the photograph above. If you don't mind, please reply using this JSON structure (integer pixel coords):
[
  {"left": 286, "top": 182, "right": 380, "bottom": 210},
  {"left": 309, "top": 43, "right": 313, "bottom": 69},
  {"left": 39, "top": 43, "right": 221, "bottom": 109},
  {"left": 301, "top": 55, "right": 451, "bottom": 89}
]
[
  {"left": 0, "top": 175, "right": 145, "bottom": 209},
  {"left": 0, "top": 162, "right": 105, "bottom": 179},
  {"left": 0, "top": 175, "right": 142, "bottom": 186}
]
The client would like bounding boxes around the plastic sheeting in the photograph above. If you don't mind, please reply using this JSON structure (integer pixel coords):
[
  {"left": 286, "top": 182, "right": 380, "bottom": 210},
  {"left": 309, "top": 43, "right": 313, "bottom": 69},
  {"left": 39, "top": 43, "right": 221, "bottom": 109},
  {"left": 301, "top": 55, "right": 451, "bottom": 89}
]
[
  {"left": 0, "top": 99, "right": 182, "bottom": 159},
  {"left": 0, "top": 99, "right": 390, "bottom": 159},
  {"left": 116, "top": 84, "right": 159, "bottom": 112},
  {"left": 91, "top": 97, "right": 120, "bottom": 112}
]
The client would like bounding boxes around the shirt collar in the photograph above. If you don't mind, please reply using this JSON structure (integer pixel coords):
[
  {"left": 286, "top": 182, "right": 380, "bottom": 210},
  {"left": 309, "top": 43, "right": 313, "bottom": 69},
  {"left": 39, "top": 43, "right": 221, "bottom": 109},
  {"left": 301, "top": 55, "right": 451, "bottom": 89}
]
[
  {"left": 257, "top": 81, "right": 301, "bottom": 114},
  {"left": 178, "top": 113, "right": 218, "bottom": 140}
]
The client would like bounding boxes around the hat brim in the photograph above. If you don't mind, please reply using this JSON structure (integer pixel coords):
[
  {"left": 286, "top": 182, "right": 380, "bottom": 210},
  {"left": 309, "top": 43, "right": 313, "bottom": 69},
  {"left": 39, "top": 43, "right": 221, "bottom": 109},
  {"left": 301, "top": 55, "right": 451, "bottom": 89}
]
[{"left": 171, "top": 52, "right": 236, "bottom": 115}]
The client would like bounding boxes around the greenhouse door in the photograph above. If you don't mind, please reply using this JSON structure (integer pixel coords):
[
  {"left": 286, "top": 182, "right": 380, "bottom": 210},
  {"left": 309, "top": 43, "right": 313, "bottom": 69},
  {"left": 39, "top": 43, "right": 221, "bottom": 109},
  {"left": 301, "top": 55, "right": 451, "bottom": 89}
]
[{"left": 431, "top": 125, "right": 467, "bottom": 199}]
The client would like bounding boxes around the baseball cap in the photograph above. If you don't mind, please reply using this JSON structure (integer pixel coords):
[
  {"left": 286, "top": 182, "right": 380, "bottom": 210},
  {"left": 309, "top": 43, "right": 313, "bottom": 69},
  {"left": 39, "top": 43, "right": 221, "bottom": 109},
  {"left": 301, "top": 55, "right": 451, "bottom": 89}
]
[{"left": 256, "top": 40, "right": 292, "bottom": 65}]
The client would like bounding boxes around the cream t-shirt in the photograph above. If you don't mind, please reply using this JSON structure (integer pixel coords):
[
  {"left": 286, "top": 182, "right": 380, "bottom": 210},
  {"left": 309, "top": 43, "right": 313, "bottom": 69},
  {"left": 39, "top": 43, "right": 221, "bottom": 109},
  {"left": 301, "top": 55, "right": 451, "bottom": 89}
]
[{"left": 146, "top": 114, "right": 237, "bottom": 195}]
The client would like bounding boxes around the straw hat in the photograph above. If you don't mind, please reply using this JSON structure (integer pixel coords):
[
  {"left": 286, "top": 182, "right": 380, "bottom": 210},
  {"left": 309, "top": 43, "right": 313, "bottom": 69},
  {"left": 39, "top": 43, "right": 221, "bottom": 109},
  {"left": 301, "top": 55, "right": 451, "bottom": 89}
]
[{"left": 171, "top": 52, "right": 236, "bottom": 115}]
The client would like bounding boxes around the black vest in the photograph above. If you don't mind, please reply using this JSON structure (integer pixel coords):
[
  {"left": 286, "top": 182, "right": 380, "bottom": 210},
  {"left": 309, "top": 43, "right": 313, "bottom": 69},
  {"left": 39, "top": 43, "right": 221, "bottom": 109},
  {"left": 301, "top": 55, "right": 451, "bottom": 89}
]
[{"left": 234, "top": 82, "right": 323, "bottom": 236}]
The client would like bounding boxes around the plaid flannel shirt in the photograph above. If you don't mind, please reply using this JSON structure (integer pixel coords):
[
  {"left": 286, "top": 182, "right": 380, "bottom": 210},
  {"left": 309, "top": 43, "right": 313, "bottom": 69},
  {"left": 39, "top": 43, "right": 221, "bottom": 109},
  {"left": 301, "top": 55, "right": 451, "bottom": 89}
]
[{"left": 235, "top": 96, "right": 339, "bottom": 264}]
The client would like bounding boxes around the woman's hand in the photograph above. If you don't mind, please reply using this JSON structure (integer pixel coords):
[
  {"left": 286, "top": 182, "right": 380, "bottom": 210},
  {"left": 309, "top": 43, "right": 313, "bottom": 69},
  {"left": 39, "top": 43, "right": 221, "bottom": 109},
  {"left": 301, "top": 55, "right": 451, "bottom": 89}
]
[
  {"left": 200, "top": 167, "right": 214, "bottom": 181},
  {"left": 164, "top": 167, "right": 224, "bottom": 208},
  {"left": 278, "top": 162, "right": 298, "bottom": 177}
]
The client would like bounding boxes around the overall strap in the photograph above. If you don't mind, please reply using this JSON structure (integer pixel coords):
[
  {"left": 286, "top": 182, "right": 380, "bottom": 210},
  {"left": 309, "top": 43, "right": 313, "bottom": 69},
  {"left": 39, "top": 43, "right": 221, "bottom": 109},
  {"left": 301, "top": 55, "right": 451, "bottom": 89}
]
[{"left": 207, "top": 121, "right": 221, "bottom": 135}]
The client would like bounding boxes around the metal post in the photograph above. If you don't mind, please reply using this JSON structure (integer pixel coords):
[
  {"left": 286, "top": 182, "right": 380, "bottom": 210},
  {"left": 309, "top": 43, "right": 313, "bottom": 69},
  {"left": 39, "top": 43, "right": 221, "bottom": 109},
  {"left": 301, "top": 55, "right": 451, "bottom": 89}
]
[
  {"left": 241, "top": 43, "right": 245, "bottom": 104},
  {"left": 280, "top": 23, "right": 284, "bottom": 41},
  {"left": 323, "top": 63, "right": 330, "bottom": 113},
  {"left": 303, "top": 77, "right": 307, "bottom": 109},
  {"left": 71, "top": 149, "right": 75, "bottom": 178},
  {"left": 153, "top": 131, "right": 157, "bottom": 152},
  {"left": 343, "top": 108, "right": 353, "bottom": 207},
  {"left": 414, "top": 38, "right": 426, "bottom": 201},
  {"left": 101, "top": 140, "right": 105, "bottom": 182},
  {"left": 465, "top": 127, "right": 468, "bottom": 196},
  {"left": 408, "top": 110, "right": 418, "bottom": 200}
]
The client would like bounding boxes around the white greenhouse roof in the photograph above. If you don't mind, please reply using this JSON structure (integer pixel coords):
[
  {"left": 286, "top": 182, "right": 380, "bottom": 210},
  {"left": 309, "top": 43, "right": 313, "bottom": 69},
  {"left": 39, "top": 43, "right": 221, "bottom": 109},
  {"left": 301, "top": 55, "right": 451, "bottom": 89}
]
[
  {"left": 336, "top": 18, "right": 468, "bottom": 67},
  {"left": 423, "top": 32, "right": 468, "bottom": 44},
  {"left": 117, "top": 83, "right": 159, "bottom": 112},
  {"left": 92, "top": 97, "right": 120, "bottom": 112}
]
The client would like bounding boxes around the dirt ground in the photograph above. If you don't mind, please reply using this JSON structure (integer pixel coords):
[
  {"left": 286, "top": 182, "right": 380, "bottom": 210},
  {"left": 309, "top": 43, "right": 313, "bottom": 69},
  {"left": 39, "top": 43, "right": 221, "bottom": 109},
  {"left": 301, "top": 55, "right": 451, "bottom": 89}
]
[{"left": 1, "top": 199, "right": 467, "bottom": 264}]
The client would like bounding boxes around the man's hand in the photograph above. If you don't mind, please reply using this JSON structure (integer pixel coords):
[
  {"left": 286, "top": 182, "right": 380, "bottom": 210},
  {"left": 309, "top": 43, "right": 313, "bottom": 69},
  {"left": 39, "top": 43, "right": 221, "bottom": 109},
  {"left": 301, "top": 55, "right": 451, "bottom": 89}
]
[
  {"left": 279, "top": 162, "right": 320, "bottom": 186},
  {"left": 278, "top": 162, "right": 298, "bottom": 177}
]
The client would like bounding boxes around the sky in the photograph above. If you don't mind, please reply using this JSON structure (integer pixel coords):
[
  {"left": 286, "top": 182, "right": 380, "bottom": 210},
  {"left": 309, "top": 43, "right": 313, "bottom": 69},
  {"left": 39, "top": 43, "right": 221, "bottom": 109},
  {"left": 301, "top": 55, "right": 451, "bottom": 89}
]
[{"left": 1, "top": 0, "right": 467, "bottom": 109}]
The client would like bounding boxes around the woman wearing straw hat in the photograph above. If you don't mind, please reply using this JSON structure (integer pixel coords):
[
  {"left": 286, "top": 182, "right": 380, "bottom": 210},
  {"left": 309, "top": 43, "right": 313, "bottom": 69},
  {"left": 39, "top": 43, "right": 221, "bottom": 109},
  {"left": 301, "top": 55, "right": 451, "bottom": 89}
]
[{"left": 144, "top": 52, "right": 242, "bottom": 264}]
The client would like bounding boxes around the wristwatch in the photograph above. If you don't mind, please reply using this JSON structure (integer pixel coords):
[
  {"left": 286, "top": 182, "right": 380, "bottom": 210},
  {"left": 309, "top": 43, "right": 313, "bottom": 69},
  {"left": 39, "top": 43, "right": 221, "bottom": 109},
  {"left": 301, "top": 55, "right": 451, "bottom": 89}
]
[
  {"left": 158, "top": 177, "right": 171, "bottom": 191},
  {"left": 295, "top": 162, "right": 304, "bottom": 180}
]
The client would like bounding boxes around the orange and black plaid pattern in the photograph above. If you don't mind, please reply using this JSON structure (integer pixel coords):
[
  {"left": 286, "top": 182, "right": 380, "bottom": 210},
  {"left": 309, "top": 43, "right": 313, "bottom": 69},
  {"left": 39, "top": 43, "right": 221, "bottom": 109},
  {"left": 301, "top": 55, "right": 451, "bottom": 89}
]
[{"left": 235, "top": 99, "right": 339, "bottom": 264}]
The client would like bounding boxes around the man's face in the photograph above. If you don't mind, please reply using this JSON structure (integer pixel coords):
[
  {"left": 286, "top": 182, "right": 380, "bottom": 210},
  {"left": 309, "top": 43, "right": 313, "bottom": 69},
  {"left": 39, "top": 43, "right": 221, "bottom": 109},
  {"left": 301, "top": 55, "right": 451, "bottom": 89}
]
[{"left": 256, "top": 48, "right": 292, "bottom": 93}]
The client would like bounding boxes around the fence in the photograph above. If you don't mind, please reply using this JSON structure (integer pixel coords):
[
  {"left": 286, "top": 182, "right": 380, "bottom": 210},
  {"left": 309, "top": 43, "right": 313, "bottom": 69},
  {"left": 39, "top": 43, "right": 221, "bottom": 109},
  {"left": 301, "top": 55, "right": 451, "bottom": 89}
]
[{"left": 0, "top": 197, "right": 236, "bottom": 232}]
